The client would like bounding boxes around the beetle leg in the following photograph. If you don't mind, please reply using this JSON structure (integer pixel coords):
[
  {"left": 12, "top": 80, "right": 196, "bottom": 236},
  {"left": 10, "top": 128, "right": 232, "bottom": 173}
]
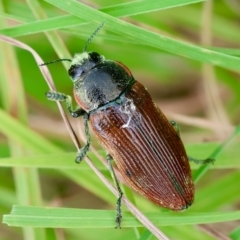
[
  {"left": 169, "top": 120, "right": 180, "bottom": 137},
  {"left": 169, "top": 121, "right": 215, "bottom": 164},
  {"left": 75, "top": 114, "right": 90, "bottom": 163},
  {"left": 46, "top": 91, "right": 85, "bottom": 117},
  {"left": 107, "top": 154, "right": 123, "bottom": 229}
]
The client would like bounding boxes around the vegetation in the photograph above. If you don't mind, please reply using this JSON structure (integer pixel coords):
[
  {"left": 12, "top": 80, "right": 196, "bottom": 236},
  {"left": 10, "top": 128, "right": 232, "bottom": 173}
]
[{"left": 0, "top": 0, "right": 240, "bottom": 239}]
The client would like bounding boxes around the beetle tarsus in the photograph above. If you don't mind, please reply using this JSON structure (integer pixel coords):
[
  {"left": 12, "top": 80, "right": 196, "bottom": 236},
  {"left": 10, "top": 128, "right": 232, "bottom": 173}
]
[
  {"left": 115, "top": 192, "right": 123, "bottom": 229},
  {"left": 75, "top": 144, "right": 90, "bottom": 163},
  {"left": 188, "top": 157, "right": 215, "bottom": 165},
  {"left": 45, "top": 91, "right": 67, "bottom": 101},
  {"left": 75, "top": 114, "right": 90, "bottom": 163}
]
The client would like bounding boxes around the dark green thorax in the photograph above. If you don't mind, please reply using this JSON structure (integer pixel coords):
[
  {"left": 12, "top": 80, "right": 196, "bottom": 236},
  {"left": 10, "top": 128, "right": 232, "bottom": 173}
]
[{"left": 69, "top": 52, "right": 135, "bottom": 112}]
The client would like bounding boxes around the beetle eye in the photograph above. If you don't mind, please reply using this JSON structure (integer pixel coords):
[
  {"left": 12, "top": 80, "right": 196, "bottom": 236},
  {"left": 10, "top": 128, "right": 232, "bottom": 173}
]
[
  {"left": 89, "top": 52, "right": 100, "bottom": 63},
  {"left": 68, "top": 65, "right": 83, "bottom": 81}
]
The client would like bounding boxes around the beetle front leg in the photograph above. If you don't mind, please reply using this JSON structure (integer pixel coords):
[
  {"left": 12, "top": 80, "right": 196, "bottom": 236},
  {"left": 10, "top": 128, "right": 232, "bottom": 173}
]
[
  {"left": 46, "top": 91, "right": 85, "bottom": 117},
  {"left": 169, "top": 120, "right": 215, "bottom": 164},
  {"left": 107, "top": 154, "right": 123, "bottom": 229},
  {"left": 46, "top": 91, "right": 90, "bottom": 163}
]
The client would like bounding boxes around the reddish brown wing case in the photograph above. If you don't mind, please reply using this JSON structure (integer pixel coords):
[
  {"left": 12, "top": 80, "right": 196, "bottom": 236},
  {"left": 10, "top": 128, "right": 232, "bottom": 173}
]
[{"left": 89, "top": 81, "right": 194, "bottom": 210}]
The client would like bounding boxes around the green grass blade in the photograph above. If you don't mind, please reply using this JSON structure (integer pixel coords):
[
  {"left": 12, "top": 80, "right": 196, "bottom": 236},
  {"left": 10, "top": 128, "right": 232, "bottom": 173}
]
[
  {"left": 101, "top": 0, "right": 205, "bottom": 17},
  {"left": 3, "top": 206, "right": 240, "bottom": 228},
  {"left": 0, "top": 109, "right": 61, "bottom": 153},
  {"left": 193, "top": 126, "right": 240, "bottom": 182},
  {"left": 0, "top": 141, "right": 239, "bottom": 170},
  {"left": 0, "top": 0, "right": 205, "bottom": 37},
  {"left": 43, "top": 0, "right": 240, "bottom": 71}
]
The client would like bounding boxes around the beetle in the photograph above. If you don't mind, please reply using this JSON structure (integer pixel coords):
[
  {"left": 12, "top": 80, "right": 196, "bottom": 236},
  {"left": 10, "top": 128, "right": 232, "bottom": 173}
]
[{"left": 41, "top": 23, "right": 213, "bottom": 228}]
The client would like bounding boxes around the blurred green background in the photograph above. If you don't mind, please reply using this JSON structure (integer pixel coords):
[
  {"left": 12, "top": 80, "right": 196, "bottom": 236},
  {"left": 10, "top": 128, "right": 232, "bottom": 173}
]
[{"left": 0, "top": 0, "right": 240, "bottom": 239}]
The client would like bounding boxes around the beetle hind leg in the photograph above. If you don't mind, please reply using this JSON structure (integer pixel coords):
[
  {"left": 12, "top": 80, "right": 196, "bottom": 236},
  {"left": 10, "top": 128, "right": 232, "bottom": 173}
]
[
  {"left": 75, "top": 114, "right": 91, "bottom": 163},
  {"left": 107, "top": 154, "right": 123, "bottom": 228}
]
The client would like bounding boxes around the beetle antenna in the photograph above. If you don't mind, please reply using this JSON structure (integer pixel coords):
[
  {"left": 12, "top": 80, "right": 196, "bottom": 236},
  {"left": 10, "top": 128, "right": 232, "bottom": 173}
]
[
  {"left": 39, "top": 58, "right": 72, "bottom": 66},
  {"left": 83, "top": 21, "right": 105, "bottom": 52}
]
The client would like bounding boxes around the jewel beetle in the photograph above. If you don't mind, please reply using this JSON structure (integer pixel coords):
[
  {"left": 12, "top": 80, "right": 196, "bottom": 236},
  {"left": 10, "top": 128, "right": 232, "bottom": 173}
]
[{"left": 41, "top": 23, "right": 213, "bottom": 228}]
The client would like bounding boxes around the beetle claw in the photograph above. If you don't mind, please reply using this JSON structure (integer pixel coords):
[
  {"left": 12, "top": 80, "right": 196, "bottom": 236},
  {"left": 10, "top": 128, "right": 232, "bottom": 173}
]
[
  {"left": 207, "top": 158, "right": 215, "bottom": 165},
  {"left": 75, "top": 155, "right": 84, "bottom": 164},
  {"left": 75, "top": 153, "right": 85, "bottom": 163},
  {"left": 115, "top": 214, "right": 122, "bottom": 229}
]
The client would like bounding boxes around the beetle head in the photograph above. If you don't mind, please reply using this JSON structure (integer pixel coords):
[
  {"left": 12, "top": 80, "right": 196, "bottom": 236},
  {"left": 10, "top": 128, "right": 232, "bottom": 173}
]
[{"left": 68, "top": 52, "right": 104, "bottom": 82}]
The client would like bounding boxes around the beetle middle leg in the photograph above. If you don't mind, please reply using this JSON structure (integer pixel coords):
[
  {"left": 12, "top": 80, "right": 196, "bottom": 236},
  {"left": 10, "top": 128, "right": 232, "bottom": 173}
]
[
  {"left": 170, "top": 120, "right": 215, "bottom": 164},
  {"left": 46, "top": 91, "right": 90, "bottom": 163},
  {"left": 107, "top": 154, "right": 123, "bottom": 229}
]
